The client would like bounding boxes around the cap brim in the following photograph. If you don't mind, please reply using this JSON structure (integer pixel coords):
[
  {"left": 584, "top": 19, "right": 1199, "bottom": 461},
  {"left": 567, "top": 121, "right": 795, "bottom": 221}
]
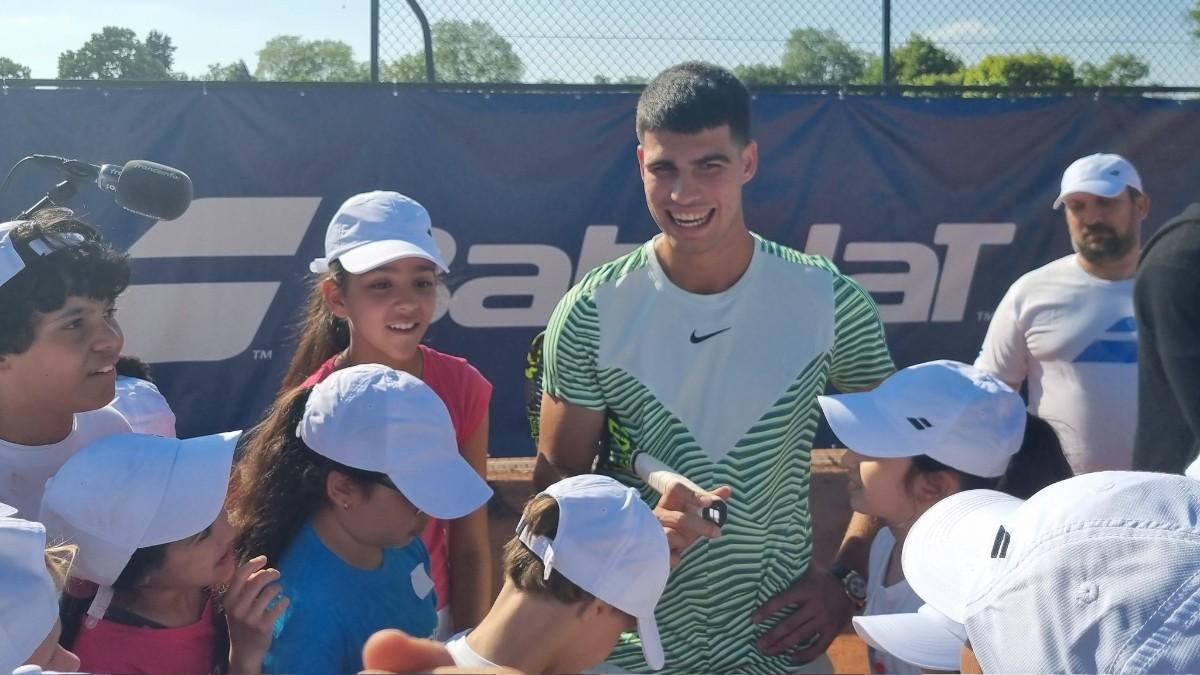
[
  {"left": 818, "top": 393, "right": 921, "bottom": 459},
  {"left": 1053, "top": 180, "right": 1128, "bottom": 208},
  {"left": 337, "top": 240, "right": 448, "bottom": 274},
  {"left": 637, "top": 613, "right": 665, "bottom": 670},
  {"left": 853, "top": 606, "right": 966, "bottom": 671},
  {"left": 0, "top": 502, "right": 16, "bottom": 518},
  {"left": 901, "top": 489, "right": 1022, "bottom": 623},
  {"left": 143, "top": 431, "right": 240, "bottom": 546},
  {"left": 391, "top": 452, "right": 492, "bottom": 520}
]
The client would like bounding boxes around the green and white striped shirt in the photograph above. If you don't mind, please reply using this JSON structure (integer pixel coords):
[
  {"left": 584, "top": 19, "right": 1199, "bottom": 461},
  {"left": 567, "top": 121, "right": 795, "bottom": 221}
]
[{"left": 543, "top": 234, "right": 893, "bottom": 674}]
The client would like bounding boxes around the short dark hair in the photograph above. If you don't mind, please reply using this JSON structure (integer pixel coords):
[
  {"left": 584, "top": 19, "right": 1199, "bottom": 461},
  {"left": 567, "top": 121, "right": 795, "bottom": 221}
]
[
  {"left": 116, "top": 354, "right": 154, "bottom": 382},
  {"left": 0, "top": 209, "right": 130, "bottom": 357},
  {"left": 636, "top": 61, "right": 752, "bottom": 146}
]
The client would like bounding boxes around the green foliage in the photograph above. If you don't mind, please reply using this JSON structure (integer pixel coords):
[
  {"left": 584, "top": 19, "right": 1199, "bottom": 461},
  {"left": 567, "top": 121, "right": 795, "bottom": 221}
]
[
  {"left": 1192, "top": 0, "right": 1200, "bottom": 39},
  {"left": 781, "top": 28, "right": 867, "bottom": 84},
  {"left": 1077, "top": 53, "right": 1150, "bottom": 86},
  {"left": 57, "top": 26, "right": 181, "bottom": 80},
  {"left": 202, "top": 60, "right": 255, "bottom": 82},
  {"left": 383, "top": 20, "right": 523, "bottom": 83},
  {"left": 732, "top": 64, "right": 794, "bottom": 86},
  {"left": 254, "top": 35, "right": 367, "bottom": 82},
  {"left": 961, "top": 52, "right": 1077, "bottom": 87},
  {"left": 0, "top": 56, "right": 31, "bottom": 79}
]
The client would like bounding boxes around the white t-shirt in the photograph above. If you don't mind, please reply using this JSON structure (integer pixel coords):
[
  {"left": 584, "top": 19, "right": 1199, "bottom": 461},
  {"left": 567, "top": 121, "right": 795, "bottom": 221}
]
[
  {"left": 863, "top": 529, "right": 923, "bottom": 675},
  {"left": 976, "top": 254, "right": 1137, "bottom": 474},
  {"left": 0, "top": 407, "right": 131, "bottom": 523},
  {"left": 444, "top": 629, "right": 502, "bottom": 669}
]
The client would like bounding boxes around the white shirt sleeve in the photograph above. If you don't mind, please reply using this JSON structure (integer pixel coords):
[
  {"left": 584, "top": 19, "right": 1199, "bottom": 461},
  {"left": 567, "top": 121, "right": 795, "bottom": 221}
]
[{"left": 974, "top": 283, "right": 1030, "bottom": 387}]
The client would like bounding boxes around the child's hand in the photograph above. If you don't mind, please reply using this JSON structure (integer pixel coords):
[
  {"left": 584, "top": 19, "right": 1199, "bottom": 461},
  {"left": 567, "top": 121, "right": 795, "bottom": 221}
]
[{"left": 225, "top": 555, "right": 289, "bottom": 674}]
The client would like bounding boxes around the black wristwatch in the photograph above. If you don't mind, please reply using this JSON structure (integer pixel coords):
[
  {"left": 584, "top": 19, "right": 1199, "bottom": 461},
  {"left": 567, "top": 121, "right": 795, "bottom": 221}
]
[{"left": 831, "top": 563, "right": 867, "bottom": 611}]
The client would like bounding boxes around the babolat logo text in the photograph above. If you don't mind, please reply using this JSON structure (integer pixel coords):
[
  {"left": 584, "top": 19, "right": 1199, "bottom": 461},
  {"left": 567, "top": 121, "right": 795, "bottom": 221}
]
[
  {"left": 118, "top": 200, "right": 1016, "bottom": 363},
  {"left": 907, "top": 417, "right": 934, "bottom": 430}
]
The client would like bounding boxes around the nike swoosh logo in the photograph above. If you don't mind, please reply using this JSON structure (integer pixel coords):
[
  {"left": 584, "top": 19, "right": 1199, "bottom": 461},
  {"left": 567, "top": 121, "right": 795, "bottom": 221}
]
[{"left": 690, "top": 327, "right": 732, "bottom": 344}]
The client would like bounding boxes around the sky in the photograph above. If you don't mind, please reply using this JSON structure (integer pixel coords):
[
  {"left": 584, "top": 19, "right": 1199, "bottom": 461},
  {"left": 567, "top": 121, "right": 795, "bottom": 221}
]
[{"left": 2, "top": 0, "right": 1198, "bottom": 85}]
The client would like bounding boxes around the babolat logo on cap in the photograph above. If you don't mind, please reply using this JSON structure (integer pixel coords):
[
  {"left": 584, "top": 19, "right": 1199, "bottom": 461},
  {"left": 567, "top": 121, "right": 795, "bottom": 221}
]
[
  {"left": 907, "top": 417, "right": 933, "bottom": 430},
  {"left": 991, "top": 525, "right": 1011, "bottom": 559}
]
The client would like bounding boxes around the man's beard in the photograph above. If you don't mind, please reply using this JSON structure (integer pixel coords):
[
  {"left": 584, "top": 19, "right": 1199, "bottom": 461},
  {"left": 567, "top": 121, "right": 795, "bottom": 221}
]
[{"left": 1075, "top": 221, "right": 1137, "bottom": 263}]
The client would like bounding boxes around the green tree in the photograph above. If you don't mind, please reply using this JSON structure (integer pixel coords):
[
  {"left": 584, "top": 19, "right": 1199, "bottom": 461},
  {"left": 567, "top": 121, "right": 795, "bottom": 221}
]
[
  {"left": 862, "top": 34, "right": 964, "bottom": 84},
  {"left": 961, "top": 52, "right": 1077, "bottom": 87},
  {"left": 780, "top": 28, "right": 867, "bottom": 84},
  {"left": 1077, "top": 53, "right": 1150, "bottom": 86},
  {"left": 0, "top": 56, "right": 31, "bottom": 79},
  {"left": 254, "top": 35, "right": 367, "bottom": 81},
  {"left": 202, "top": 60, "right": 255, "bottom": 81},
  {"left": 383, "top": 20, "right": 523, "bottom": 83},
  {"left": 58, "top": 26, "right": 181, "bottom": 80},
  {"left": 732, "top": 64, "right": 793, "bottom": 86},
  {"left": 1192, "top": 0, "right": 1200, "bottom": 39}
]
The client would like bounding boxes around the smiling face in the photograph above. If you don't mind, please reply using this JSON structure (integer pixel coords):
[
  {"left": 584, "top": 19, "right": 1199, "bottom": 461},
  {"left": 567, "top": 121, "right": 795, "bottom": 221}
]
[
  {"left": 0, "top": 295, "right": 123, "bottom": 415},
  {"left": 323, "top": 258, "right": 439, "bottom": 370},
  {"left": 637, "top": 125, "right": 758, "bottom": 260}
]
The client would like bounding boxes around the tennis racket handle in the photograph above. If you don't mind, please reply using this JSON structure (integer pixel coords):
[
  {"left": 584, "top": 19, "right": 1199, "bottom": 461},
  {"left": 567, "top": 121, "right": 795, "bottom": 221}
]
[{"left": 632, "top": 452, "right": 728, "bottom": 527}]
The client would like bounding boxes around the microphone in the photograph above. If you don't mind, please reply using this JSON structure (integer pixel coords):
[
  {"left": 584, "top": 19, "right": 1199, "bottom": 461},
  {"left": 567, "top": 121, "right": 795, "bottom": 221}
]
[{"left": 28, "top": 155, "right": 193, "bottom": 220}]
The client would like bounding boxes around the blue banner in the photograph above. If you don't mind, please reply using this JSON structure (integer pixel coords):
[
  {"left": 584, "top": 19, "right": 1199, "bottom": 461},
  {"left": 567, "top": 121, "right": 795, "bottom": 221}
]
[{"left": 2, "top": 86, "right": 1198, "bottom": 455}]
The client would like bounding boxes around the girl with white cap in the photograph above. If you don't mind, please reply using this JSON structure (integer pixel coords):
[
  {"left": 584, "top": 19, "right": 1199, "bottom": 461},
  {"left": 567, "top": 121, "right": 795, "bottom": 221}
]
[
  {"left": 278, "top": 190, "right": 494, "bottom": 638},
  {"left": 232, "top": 364, "right": 493, "bottom": 674},
  {"left": 817, "top": 360, "right": 1073, "bottom": 674},
  {"left": 39, "top": 432, "right": 285, "bottom": 675},
  {"left": 0, "top": 507, "right": 80, "bottom": 674}
]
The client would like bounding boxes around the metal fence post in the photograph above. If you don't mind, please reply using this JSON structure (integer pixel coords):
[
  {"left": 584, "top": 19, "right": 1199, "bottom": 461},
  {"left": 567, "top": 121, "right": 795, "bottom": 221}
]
[
  {"left": 370, "top": 0, "right": 380, "bottom": 82},
  {"left": 881, "top": 0, "right": 892, "bottom": 86},
  {"left": 405, "top": 0, "right": 436, "bottom": 83}
]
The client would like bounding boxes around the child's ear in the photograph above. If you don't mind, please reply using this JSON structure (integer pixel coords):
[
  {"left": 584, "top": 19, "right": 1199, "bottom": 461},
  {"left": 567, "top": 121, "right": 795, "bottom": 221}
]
[
  {"left": 914, "top": 469, "right": 959, "bottom": 506},
  {"left": 325, "top": 471, "right": 364, "bottom": 511},
  {"left": 320, "top": 278, "right": 349, "bottom": 319},
  {"left": 0, "top": 354, "right": 10, "bottom": 371}
]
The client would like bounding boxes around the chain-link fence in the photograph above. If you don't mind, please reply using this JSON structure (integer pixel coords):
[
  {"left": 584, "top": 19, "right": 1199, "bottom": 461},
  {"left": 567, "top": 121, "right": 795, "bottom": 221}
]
[{"left": 375, "top": 0, "right": 1200, "bottom": 90}]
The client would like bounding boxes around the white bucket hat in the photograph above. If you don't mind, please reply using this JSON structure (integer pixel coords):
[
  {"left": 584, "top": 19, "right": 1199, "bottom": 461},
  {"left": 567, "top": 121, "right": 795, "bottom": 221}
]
[
  {"left": 1053, "top": 153, "right": 1143, "bottom": 209},
  {"left": 0, "top": 511, "right": 60, "bottom": 674},
  {"left": 518, "top": 474, "right": 672, "bottom": 670},
  {"left": 299, "top": 364, "right": 491, "bottom": 519},
  {"left": 309, "top": 191, "right": 447, "bottom": 275},
  {"left": 38, "top": 431, "right": 241, "bottom": 621},
  {"left": 901, "top": 471, "right": 1200, "bottom": 673},
  {"left": 818, "top": 360, "right": 1026, "bottom": 478}
]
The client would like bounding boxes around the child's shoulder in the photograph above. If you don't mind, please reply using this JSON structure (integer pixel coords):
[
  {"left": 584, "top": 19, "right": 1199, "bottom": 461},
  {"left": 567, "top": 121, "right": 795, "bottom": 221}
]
[{"left": 420, "top": 345, "right": 491, "bottom": 389}]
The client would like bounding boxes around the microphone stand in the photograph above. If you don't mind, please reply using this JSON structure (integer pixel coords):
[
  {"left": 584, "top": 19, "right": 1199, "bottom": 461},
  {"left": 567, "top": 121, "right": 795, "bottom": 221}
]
[{"left": 18, "top": 178, "right": 82, "bottom": 219}]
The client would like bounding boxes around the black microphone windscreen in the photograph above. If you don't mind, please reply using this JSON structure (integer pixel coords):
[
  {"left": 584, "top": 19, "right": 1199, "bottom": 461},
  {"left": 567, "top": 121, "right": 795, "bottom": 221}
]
[{"left": 114, "top": 160, "right": 193, "bottom": 220}]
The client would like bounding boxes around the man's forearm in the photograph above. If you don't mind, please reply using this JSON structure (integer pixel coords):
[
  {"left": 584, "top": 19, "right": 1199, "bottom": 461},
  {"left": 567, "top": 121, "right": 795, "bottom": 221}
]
[{"left": 834, "top": 511, "right": 882, "bottom": 577}]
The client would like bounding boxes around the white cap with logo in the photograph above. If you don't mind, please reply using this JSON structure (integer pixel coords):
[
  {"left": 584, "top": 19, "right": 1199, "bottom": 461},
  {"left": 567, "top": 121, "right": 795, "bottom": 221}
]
[
  {"left": 38, "top": 431, "right": 241, "bottom": 621},
  {"left": 0, "top": 510, "right": 60, "bottom": 674},
  {"left": 1053, "top": 153, "right": 1143, "bottom": 209},
  {"left": 818, "top": 360, "right": 1026, "bottom": 478},
  {"left": 299, "top": 364, "right": 492, "bottom": 520},
  {"left": 518, "top": 474, "right": 672, "bottom": 670},
  {"left": 309, "top": 191, "right": 447, "bottom": 275},
  {"left": 899, "top": 471, "right": 1200, "bottom": 673}
]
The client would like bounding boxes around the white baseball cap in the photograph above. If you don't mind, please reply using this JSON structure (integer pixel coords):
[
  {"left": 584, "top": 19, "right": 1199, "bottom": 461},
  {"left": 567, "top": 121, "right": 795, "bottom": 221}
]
[
  {"left": 902, "top": 471, "right": 1200, "bottom": 673},
  {"left": 1053, "top": 153, "right": 1143, "bottom": 209},
  {"left": 109, "top": 376, "right": 177, "bottom": 438},
  {"left": 38, "top": 431, "right": 241, "bottom": 620},
  {"left": 518, "top": 474, "right": 671, "bottom": 670},
  {"left": 818, "top": 360, "right": 1025, "bottom": 478},
  {"left": 0, "top": 221, "right": 87, "bottom": 288},
  {"left": 852, "top": 603, "right": 966, "bottom": 672},
  {"left": 298, "top": 364, "right": 491, "bottom": 519},
  {"left": 309, "top": 191, "right": 447, "bottom": 275},
  {"left": 0, "top": 513, "right": 60, "bottom": 674}
]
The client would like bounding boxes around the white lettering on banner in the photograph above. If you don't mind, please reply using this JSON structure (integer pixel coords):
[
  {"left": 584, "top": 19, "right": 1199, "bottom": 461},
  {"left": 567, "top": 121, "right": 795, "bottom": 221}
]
[
  {"left": 804, "top": 223, "right": 1016, "bottom": 323},
  {"left": 119, "top": 197, "right": 322, "bottom": 363},
  {"left": 117, "top": 198, "right": 1017, "bottom": 362}
]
